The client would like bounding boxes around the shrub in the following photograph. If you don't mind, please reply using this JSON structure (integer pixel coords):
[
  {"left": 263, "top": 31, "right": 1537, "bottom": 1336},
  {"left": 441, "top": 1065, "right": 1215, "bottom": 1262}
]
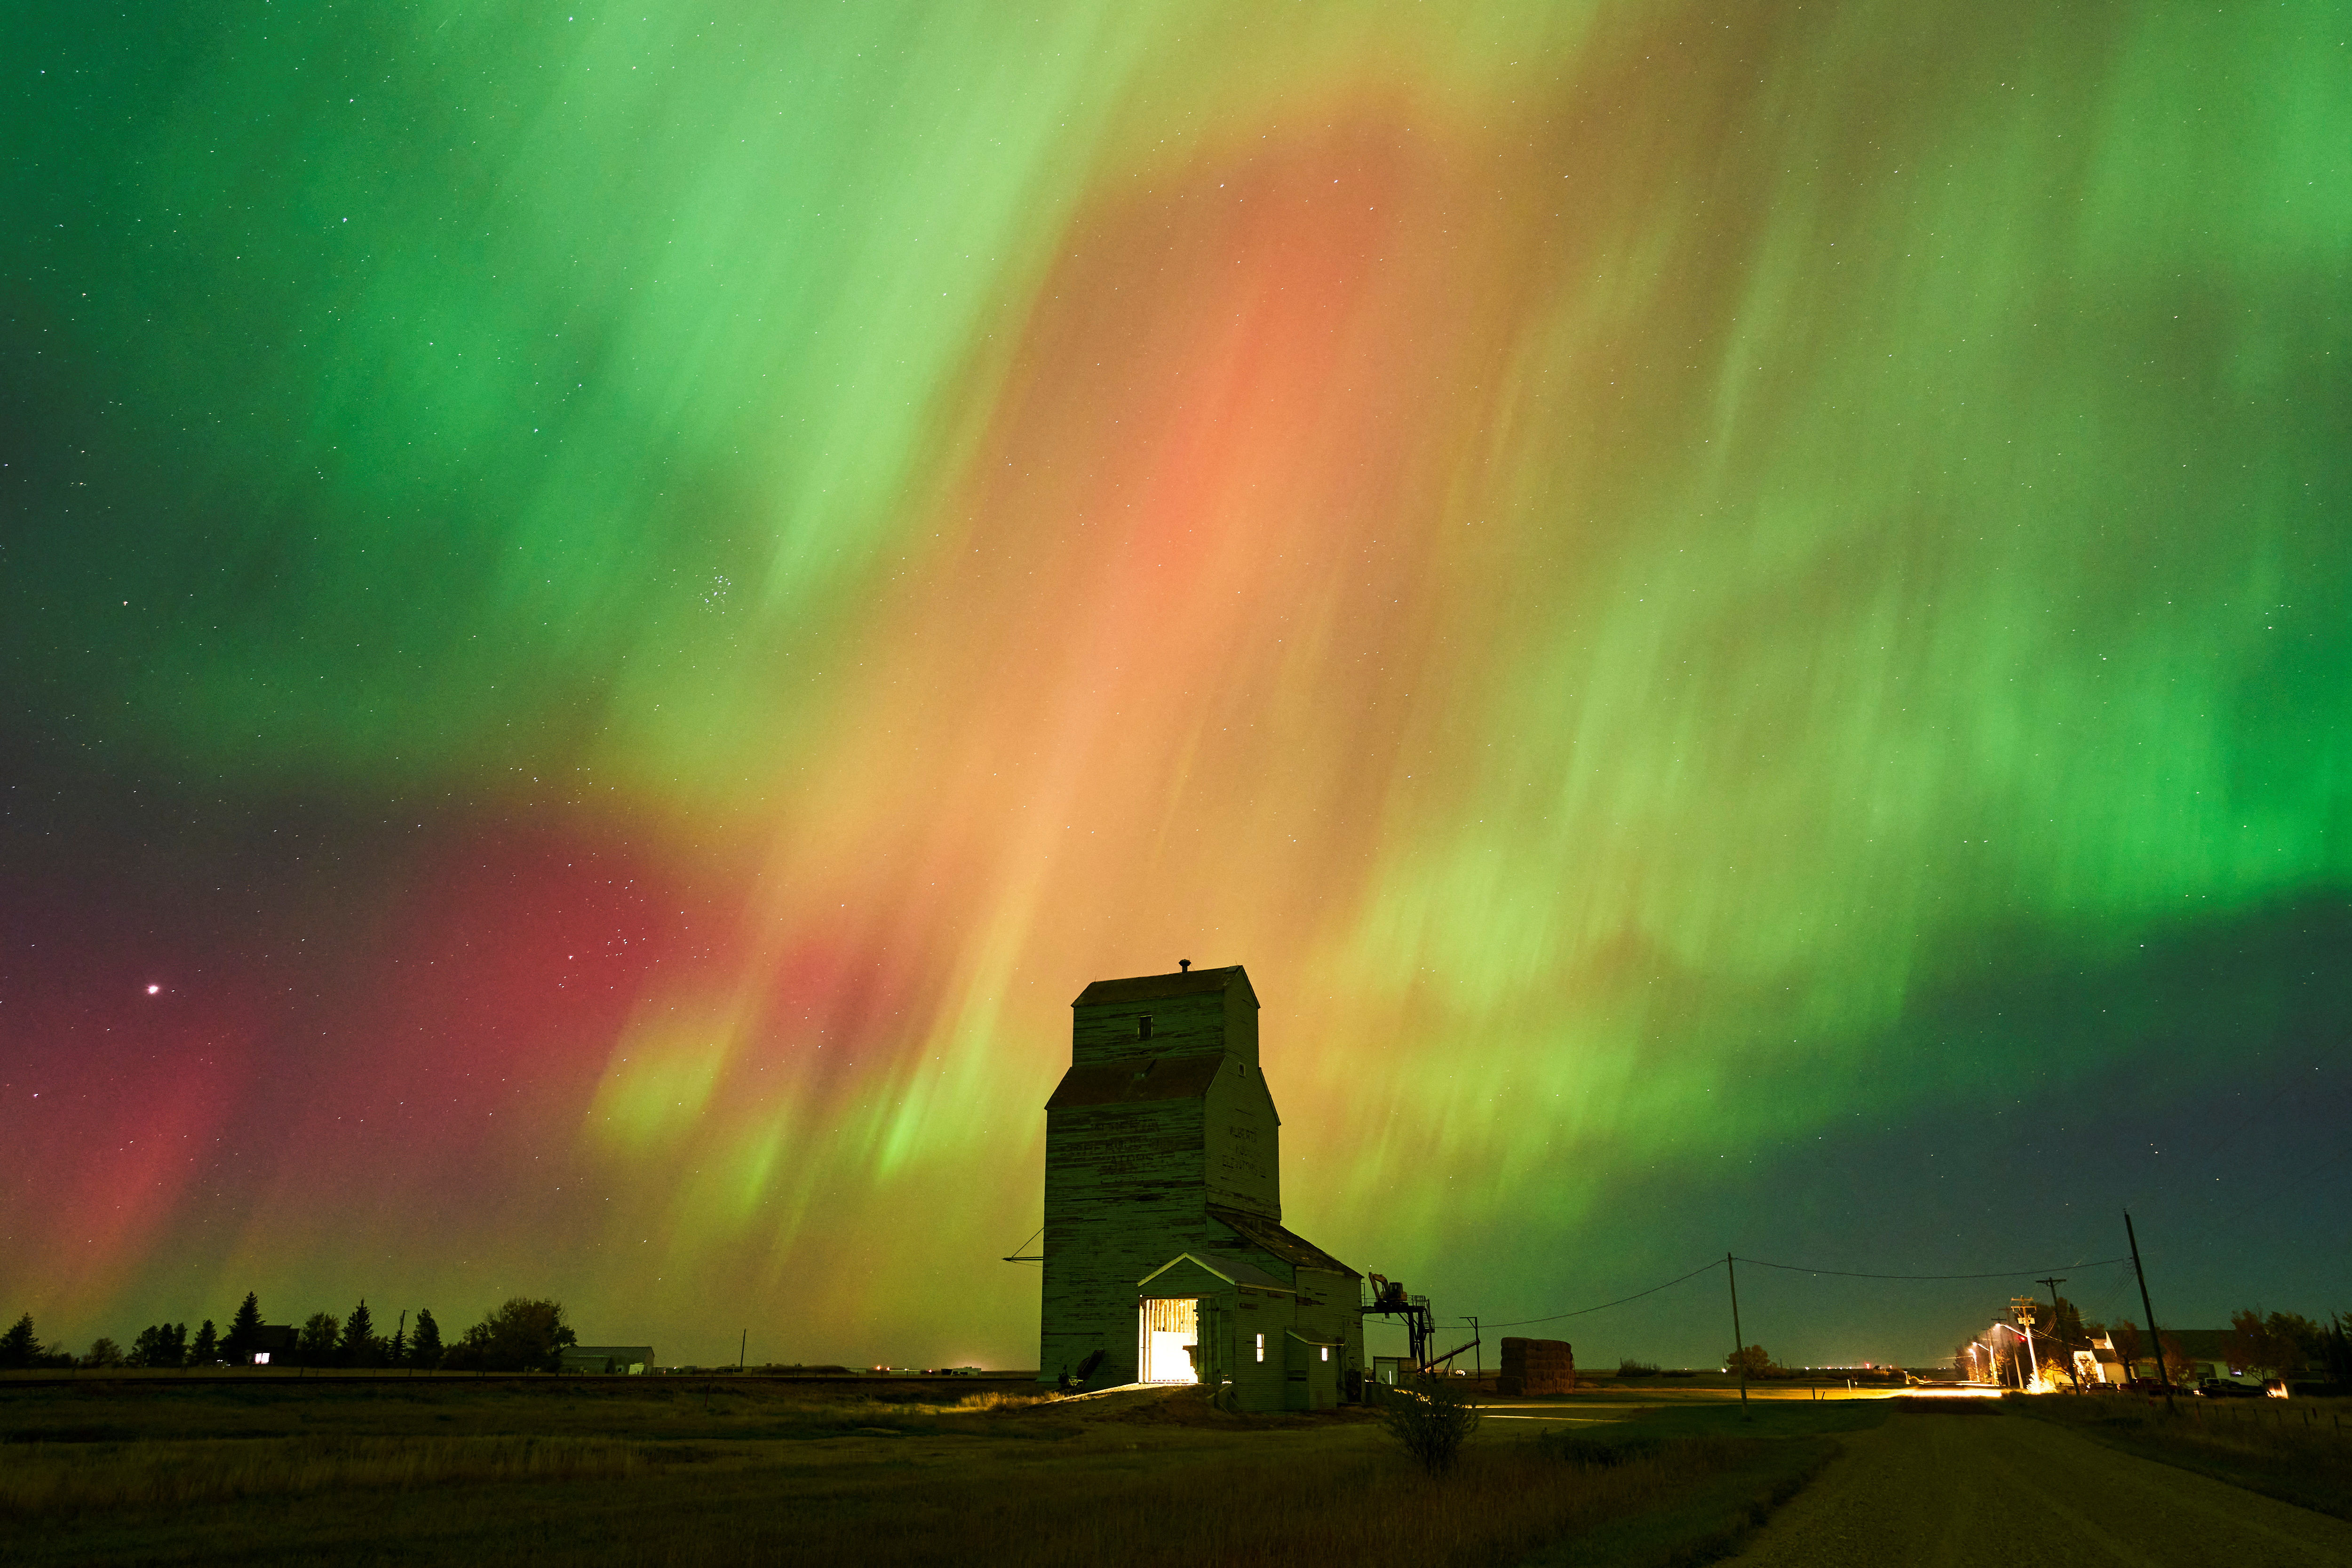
[
  {"left": 1379, "top": 1374, "right": 1482, "bottom": 1476},
  {"left": 1616, "top": 1360, "right": 1661, "bottom": 1378},
  {"left": 441, "top": 1298, "right": 576, "bottom": 1373},
  {"left": 298, "top": 1313, "right": 342, "bottom": 1367},
  {"left": 1539, "top": 1431, "right": 1668, "bottom": 1467}
]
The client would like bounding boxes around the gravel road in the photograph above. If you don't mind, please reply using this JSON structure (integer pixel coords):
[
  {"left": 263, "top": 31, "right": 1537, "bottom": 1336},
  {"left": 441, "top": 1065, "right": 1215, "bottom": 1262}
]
[{"left": 1732, "top": 1408, "right": 2352, "bottom": 1567}]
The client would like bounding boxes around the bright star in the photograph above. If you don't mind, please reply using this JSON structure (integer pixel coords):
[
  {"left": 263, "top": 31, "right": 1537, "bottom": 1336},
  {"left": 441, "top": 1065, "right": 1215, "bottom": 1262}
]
[{"left": 145, "top": 984, "right": 160, "bottom": 995}]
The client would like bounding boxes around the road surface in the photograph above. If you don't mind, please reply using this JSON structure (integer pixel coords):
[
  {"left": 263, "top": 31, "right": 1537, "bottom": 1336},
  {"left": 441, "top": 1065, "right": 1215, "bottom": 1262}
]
[{"left": 1734, "top": 1408, "right": 2352, "bottom": 1567}]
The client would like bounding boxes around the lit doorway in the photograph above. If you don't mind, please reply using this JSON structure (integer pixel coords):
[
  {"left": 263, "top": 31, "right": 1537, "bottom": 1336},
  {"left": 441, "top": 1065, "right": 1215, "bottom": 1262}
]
[{"left": 1139, "top": 1298, "right": 1199, "bottom": 1384}]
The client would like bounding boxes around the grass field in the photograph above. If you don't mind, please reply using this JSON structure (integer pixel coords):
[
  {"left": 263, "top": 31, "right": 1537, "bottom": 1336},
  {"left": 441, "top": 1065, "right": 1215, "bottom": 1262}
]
[
  {"left": 2012, "top": 1390, "right": 2352, "bottom": 1524},
  {"left": 0, "top": 1374, "right": 1870, "bottom": 1566}
]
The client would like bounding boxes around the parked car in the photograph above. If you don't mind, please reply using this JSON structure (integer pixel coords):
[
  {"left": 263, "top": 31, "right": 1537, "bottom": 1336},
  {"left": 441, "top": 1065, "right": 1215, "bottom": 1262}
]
[{"left": 2194, "top": 1377, "right": 2265, "bottom": 1399}]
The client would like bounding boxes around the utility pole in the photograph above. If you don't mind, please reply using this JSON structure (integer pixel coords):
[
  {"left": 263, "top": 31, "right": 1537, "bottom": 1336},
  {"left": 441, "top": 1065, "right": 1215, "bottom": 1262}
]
[
  {"left": 2010, "top": 1297, "right": 2041, "bottom": 1392},
  {"left": 2036, "top": 1277, "right": 2068, "bottom": 1389},
  {"left": 2125, "top": 1211, "right": 2176, "bottom": 1414},
  {"left": 739, "top": 1329, "right": 747, "bottom": 1373},
  {"left": 1726, "top": 1254, "right": 1747, "bottom": 1406}
]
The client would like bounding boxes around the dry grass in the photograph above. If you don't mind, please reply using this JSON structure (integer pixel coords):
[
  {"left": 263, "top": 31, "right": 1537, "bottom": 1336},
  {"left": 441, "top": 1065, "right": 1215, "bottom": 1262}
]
[
  {"left": 0, "top": 1434, "right": 647, "bottom": 1514},
  {"left": 606, "top": 1431, "right": 1789, "bottom": 1568},
  {"left": 0, "top": 1379, "right": 1841, "bottom": 1567},
  {"left": 2019, "top": 1393, "right": 2352, "bottom": 1521},
  {"left": 946, "top": 1389, "right": 1057, "bottom": 1413}
]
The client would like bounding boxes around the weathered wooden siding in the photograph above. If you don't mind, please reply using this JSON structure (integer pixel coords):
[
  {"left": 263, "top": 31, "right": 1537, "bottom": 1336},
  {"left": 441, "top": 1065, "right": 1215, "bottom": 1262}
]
[
  {"left": 1292, "top": 1265, "right": 1366, "bottom": 1374},
  {"left": 1072, "top": 988, "right": 1231, "bottom": 1068},
  {"left": 1231, "top": 1291, "right": 1285, "bottom": 1408},
  {"left": 1219, "top": 982, "right": 1260, "bottom": 1066},
  {"left": 1283, "top": 1330, "right": 1343, "bottom": 1410},
  {"left": 1041, "top": 1097, "right": 1210, "bottom": 1385},
  {"left": 1202, "top": 1058, "right": 1280, "bottom": 1217}
]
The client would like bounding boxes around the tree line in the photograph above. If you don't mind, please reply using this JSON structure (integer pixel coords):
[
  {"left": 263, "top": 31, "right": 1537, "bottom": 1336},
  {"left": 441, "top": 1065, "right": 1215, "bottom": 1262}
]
[
  {"left": 1, "top": 1295, "right": 580, "bottom": 1374},
  {"left": 2091, "top": 1305, "right": 2352, "bottom": 1386},
  {"left": 1952, "top": 1298, "right": 2352, "bottom": 1389}
]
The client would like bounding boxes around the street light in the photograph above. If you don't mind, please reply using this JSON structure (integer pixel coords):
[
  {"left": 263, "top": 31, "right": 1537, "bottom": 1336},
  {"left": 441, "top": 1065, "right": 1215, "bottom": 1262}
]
[{"left": 1990, "top": 1321, "right": 2042, "bottom": 1392}]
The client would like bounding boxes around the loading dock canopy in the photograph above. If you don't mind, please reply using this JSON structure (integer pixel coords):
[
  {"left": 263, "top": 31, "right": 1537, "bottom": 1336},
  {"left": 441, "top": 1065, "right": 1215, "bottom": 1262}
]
[{"left": 1138, "top": 1252, "right": 1295, "bottom": 1295}]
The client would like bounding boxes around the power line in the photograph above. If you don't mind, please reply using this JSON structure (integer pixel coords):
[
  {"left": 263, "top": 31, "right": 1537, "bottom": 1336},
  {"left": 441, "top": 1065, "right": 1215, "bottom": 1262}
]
[
  {"left": 1486, "top": 1258, "right": 1725, "bottom": 1329},
  {"left": 1430, "top": 1249, "right": 2146, "bottom": 1334},
  {"left": 2171, "top": 1088, "right": 2352, "bottom": 1238},
  {"left": 1733, "top": 1254, "right": 2132, "bottom": 1281},
  {"left": 2118, "top": 1063, "right": 2334, "bottom": 1215}
]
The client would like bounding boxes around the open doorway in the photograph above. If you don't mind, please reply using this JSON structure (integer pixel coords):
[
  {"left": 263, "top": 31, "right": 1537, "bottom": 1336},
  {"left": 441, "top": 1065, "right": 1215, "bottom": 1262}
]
[{"left": 1139, "top": 1298, "right": 1199, "bottom": 1384}]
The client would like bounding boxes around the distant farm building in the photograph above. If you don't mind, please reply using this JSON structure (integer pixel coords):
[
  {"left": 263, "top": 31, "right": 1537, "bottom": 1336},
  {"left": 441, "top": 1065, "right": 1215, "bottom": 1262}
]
[
  {"left": 560, "top": 1345, "right": 654, "bottom": 1375},
  {"left": 1038, "top": 964, "right": 1364, "bottom": 1411}
]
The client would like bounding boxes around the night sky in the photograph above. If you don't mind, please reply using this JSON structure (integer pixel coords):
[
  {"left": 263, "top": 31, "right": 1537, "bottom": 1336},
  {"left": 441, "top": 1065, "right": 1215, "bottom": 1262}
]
[{"left": 4, "top": 2, "right": 2348, "bottom": 1372}]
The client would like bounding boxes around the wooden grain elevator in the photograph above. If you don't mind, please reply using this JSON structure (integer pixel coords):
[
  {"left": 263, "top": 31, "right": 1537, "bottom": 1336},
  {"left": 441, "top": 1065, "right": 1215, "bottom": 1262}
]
[{"left": 1037, "top": 964, "right": 1364, "bottom": 1411}]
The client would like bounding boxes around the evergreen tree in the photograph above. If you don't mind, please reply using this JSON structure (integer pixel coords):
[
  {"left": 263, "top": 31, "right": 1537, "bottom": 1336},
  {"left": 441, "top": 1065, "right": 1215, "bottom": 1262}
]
[
  {"left": 223, "top": 1293, "right": 263, "bottom": 1364},
  {"left": 339, "top": 1300, "right": 378, "bottom": 1367},
  {"left": 388, "top": 1316, "right": 407, "bottom": 1367},
  {"left": 0, "top": 1313, "right": 40, "bottom": 1369},
  {"left": 410, "top": 1309, "right": 444, "bottom": 1370},
  {"left": 191, "top": 1320, "right": 219, "bottom": 1365}
]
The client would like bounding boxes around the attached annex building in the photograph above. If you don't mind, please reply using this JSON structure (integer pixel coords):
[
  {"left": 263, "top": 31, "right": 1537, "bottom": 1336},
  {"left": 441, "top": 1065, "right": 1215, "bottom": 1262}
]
[{"left": 1038, "top": 964, "right": 1363, "bottom": 1411}]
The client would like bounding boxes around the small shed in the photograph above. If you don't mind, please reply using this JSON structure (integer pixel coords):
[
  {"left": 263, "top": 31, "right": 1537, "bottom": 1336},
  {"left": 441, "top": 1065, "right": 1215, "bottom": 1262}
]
[{"left": 561, "top": 1345, "right": 654, "bottom": 1375}]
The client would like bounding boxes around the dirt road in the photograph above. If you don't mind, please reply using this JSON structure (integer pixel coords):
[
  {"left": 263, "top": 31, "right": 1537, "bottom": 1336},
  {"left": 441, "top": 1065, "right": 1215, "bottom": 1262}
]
[{"left": 1733, "top": 1408, "right": 2352, "bottom": 1567}]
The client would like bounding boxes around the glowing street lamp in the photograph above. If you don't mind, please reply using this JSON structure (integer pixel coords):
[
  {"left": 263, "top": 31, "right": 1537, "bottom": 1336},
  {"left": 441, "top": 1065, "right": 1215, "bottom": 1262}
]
[{"left": 1991, "top": 1321, "right": 2043, "bottom": 1392}]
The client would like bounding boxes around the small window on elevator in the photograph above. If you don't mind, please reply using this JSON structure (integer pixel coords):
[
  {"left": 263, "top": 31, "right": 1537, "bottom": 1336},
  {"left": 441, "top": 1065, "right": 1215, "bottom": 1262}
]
[
  {"left": 1137, "top": 1015, "right": 1152, "bottom": 1040},
  {"left": 1255, "top": 1333, "right": 1265, "bottom": 1362}
]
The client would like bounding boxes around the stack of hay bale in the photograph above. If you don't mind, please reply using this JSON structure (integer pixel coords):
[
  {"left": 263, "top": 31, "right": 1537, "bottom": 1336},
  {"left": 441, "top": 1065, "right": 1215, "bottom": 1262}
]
[{"left": 1497, "top": 1337, "right": 1575, "bottom": 1395}]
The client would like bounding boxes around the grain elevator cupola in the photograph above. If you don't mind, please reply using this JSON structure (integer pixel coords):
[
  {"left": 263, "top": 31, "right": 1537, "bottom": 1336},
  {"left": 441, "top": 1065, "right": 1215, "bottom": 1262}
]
[{"left": 1037, "top": 964, "right": 1363, "bottom": 1410}]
